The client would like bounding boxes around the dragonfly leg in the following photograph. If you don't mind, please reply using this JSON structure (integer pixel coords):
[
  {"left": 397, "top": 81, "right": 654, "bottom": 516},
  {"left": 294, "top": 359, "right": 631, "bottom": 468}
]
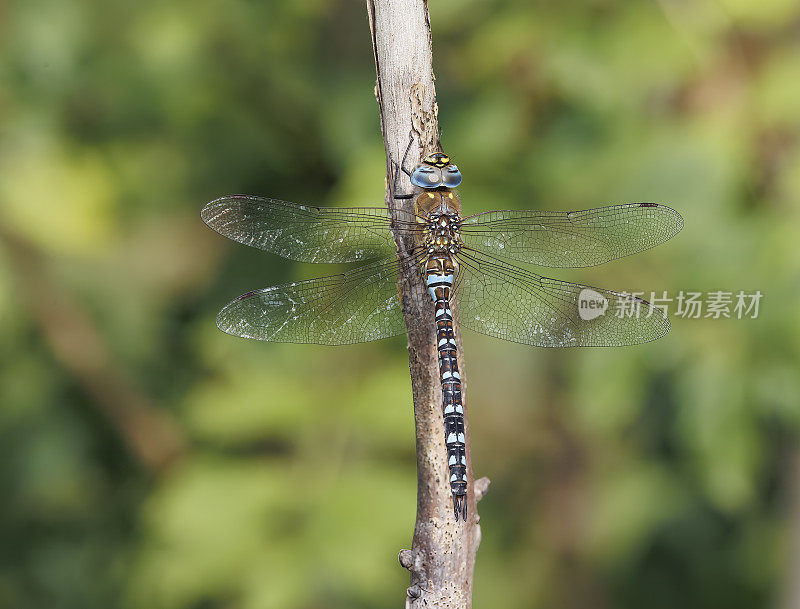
[{"left": 392, "top": 132, "right": 416, "bottom": 199}]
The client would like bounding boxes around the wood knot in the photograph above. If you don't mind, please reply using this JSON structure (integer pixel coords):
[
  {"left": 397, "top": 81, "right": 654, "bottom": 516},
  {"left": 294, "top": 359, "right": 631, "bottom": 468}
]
[
  {"left": 406, "top": 584, "right": 423, "bottom": 599},
  {"left": 475, "top": 476, "right": 491, "bottom": 501},
  {"left": 398, "top": 549, "right": 415, "bottom": 570}
]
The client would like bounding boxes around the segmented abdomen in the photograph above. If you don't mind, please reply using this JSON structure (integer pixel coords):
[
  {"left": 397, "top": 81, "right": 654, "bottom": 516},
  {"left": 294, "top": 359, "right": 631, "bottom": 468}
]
[{"left": 426, "top": 266, "right": 468, "bottom": 521}]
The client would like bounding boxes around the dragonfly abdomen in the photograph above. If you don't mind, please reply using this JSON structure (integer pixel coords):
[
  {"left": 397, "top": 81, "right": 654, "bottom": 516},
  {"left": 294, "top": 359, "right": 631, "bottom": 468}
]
[{"left": 426, "top": 259, "right": 468, "bottom": 521}]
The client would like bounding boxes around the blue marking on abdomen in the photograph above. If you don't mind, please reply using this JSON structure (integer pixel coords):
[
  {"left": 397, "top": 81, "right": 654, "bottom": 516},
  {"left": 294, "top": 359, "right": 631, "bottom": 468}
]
[{"left": 427, "top": 273, "right": 454, "bottom": 301}]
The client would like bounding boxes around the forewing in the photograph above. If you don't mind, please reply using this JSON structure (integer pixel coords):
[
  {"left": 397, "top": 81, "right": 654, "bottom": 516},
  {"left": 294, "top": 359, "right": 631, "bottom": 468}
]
[
  {"left": 460, "top": 203, "right": 683, "bottom": 268},
  {"left": 454, "top": 250, "right": 669, "bottom": 347},
  {"left": 202, "top": 195, "right": 396, "bottom": 263},
  {"left": 216, "top": 257, "right": 407, "bottom": 345}
]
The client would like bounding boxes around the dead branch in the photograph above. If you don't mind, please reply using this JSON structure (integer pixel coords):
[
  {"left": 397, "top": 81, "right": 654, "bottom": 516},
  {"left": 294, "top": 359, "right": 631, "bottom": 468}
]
[{"left": 366, "top": 2, "right": 484, "bottom": 606}]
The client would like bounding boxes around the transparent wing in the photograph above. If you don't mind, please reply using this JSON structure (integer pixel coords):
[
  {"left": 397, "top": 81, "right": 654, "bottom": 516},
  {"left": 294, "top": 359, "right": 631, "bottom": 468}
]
[
  {"left": 216, "top": 257, "right": 408, "bottom": 345},
  {"left": 460, "top": 203, "right": 683, "bottom": 268},
  {"left": 455, "top": 249, "right": 669, "bottom": 347},
  {"left": 202, "top": 195, "right": 399, "bottom": 263}
]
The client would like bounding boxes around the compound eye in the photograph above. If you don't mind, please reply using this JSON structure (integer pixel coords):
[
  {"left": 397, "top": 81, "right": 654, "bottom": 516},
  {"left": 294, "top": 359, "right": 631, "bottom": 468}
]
[
  {"left": 411, "top": 166, "right": 443, "bottom": 189},
  {"left": 442, "top": 165, "right": 462, "bottom": 187}
]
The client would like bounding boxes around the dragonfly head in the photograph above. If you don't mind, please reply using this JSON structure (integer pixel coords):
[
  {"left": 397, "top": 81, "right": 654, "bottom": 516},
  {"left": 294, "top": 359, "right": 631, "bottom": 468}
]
[{"left": 411, "top": 152, "right": 462, "bottom": 189}]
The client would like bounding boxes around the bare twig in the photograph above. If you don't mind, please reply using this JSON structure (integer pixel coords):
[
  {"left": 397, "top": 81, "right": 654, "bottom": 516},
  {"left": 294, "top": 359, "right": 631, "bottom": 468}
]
[{"left": 366, "top": 2, "right": 483, "bottom": 606}]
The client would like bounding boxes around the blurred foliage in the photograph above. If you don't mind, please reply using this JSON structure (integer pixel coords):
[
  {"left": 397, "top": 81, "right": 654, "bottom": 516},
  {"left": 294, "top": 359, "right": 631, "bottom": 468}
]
[{"left": 1, "top": 0, "right": 799, "bottom": 608}]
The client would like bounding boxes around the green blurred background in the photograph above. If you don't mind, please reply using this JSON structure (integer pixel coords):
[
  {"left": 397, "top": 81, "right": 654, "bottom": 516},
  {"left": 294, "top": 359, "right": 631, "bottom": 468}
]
[{"left": 1, "top": 0, "right": 799, "bottom": 607}]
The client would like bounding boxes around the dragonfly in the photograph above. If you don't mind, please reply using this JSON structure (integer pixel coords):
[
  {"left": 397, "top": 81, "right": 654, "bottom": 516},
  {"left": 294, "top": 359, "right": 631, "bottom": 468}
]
[{"left": 201, "top": 150, "right": 683, "bottom": 521}]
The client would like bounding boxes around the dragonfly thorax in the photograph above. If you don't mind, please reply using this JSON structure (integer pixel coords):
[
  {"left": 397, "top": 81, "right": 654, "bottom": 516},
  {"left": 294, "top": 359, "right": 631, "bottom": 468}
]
[
  {"left": 423, "top": 211, "right": 462, "bottom": 255},
  {"left": 414, "top": 190, "right": 461, "bottom": 216}
]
